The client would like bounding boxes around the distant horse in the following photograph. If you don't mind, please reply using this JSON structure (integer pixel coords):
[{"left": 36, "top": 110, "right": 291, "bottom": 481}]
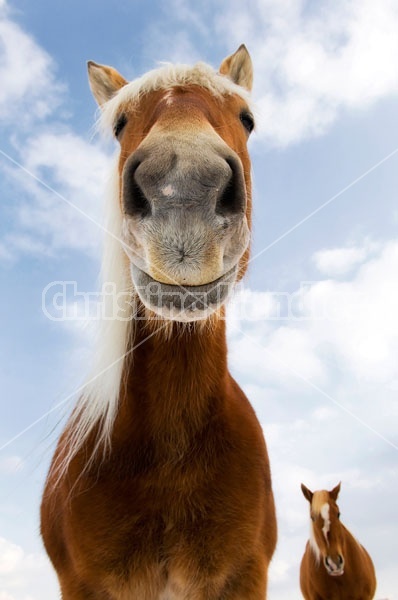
[
  {"left": 41, "top": 46, "right": 277, "bottom": 599},
  {"left": 300, "top": 483, "right": 376, "bottom": 600}
]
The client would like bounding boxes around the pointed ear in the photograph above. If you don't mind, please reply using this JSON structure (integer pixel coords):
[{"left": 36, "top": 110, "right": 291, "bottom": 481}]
[
  {"left": 219, "top": 44, "right": 253, "bottom": 91},
  {"left": 301, "top": 483, "right": 313, "bottom": 503},
  {"left": 330, "top": 482, "right": 341, "bottom": 501},
  {"left": 87, "top": 61, "right": 128, "bottom": 106}
]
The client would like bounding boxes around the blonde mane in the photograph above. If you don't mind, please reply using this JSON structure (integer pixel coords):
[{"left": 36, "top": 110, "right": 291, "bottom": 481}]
[{"left": 52, "top": 160, "right": 134, "bottom": 481}]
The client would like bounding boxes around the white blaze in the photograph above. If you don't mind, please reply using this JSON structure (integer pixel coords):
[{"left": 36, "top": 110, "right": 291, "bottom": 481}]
[
  {"left": 321, "top": 502, "right": 330, "bottom": 543},
  {"left": 309, "top": 520, "right": 321, "bottom": 563}
]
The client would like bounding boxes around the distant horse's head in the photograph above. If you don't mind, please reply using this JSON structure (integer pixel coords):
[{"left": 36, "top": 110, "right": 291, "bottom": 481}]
[
  {"left": 88, "top": 46, "right": 254, "bottom": 322},
  {"left": 301, "top": 482, "right": 345, "bottom": 577}
]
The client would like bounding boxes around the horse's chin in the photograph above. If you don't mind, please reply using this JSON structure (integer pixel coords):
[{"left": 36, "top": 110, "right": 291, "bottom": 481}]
[{"left": 130, "top": 263, "right": 238, "bottom": 322}]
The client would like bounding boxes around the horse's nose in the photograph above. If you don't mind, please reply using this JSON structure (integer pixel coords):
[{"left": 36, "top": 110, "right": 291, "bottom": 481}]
[
  {"left": 122, "top": 148, "right": 246, "bottom": 218},
  {"left": 324, "top": 554, "right": 344, "bottom": 575}
]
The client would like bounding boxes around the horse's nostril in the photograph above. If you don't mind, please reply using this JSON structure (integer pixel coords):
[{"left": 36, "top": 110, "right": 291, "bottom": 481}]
[
  {"left": 125, "top": 179, "right": 152, "bottom": 217},
  {"left": 215, "top": 157, "right": 246, "bottom": 216},
  {"left": 338, "top": 554, "right": 344, "bottom": 567},
  {"left": 122, "top": 159, "right": 152, "bottom": 218}
]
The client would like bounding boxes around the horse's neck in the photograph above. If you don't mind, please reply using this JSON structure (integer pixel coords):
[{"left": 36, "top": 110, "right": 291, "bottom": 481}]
[
  {"left": 115, "top": 315, "right": 229, "bottom": 448},
  {"left": 341, "top": 523, "right": 363, "bottom": 555}
]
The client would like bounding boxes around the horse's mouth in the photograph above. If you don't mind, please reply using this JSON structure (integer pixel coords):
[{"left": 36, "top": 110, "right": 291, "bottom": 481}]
[
  {"left": 130, "top": 263, "right": 238, "bottom": 322},
  {"left": 327, "top": 569, "right": 344, "bottom": 577}
]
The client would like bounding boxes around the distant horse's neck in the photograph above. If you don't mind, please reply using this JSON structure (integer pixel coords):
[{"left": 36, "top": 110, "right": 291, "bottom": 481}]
[{"left": 116, "top": 312, "right": 229, "bottom": 448}]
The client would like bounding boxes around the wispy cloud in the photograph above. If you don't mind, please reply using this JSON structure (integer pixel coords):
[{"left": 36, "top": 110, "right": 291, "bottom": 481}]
[{"left": 312, "top": 240, "right": 378, "bottom": 276}]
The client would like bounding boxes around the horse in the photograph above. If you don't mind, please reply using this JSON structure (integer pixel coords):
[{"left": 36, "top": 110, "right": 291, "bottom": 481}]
[
  {"left": 40, "top": 45, "right": 277, "bottom": 599},
  {"left": 300, "top": 482, "right": 376, "bottom": 600}
]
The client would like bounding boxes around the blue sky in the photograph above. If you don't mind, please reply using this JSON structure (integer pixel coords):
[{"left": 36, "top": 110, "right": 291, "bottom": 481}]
[{"left": 1, "top": 1, "right": 398, "bottom": 598}]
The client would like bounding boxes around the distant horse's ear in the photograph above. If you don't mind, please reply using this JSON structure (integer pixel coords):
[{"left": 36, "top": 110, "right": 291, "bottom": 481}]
[
  {"left": 87, "top": 61, "right": 128, "bottom": 106},
  {"left": 301, "top": 483, "right": 313, "bottom": 503},
  {"left": 219, "top": 44, "right": 253, "bottom": 91},
  {"left": 330, "top": 482, "right": 341, "bottom": 501}
]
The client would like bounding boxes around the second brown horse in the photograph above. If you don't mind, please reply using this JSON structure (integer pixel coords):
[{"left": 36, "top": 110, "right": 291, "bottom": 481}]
[{"left": 300, "top": 483, "right": 376, "bottom": 600}]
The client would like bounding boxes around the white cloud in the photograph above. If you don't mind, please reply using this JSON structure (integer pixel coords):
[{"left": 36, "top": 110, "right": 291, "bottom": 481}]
[
  {"left": 0, "top": 6, "right": 111, "bottom": 262},
  {"left": 231, "top": 238, "right": 398, "bottom": 388},
  {"left": 313, "top": 241, "right": 376, "bottom": 276},
  {"left": 268, "top": 557, "right": 291, "bottom": 584},
  {"left": 22, "top": 132, "right": 108, "bottom": 199},
  {"left": 0, "top": 538, "right": 25, "bottom": 575},
  {"left": 0, "top": 538, "right": 57, "bottom": 600},
  {"left": 305, "top": 240, "right": 398, "bottom": 383},
  {"left": 0, "top": 8, "right": 64, "bottom": 123},
  {"left": 165, "top": 0, "right": 398, "bottom": 146},
  {"left": 2, "top": 131, "right": 111, "bottom": 260}
]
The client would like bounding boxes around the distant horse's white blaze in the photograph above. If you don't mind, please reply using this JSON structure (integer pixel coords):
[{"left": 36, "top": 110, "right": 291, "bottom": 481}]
[
  {"left": 321, "top": 502, "right": 330, "bottom": 543},
  {"left": 309, "top": 521, "right": 321, "bottom": 564}
]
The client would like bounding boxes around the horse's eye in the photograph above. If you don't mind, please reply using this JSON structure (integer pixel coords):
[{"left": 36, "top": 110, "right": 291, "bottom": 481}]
[
  {"left": 240, "top": 111, "right": 255, "bottom": 134},
  {"left": 337, "top": 512, "right": 341, "bottom": 519},
  {"left": 114, "top": 114, "right": 127, "bottom": 138}
]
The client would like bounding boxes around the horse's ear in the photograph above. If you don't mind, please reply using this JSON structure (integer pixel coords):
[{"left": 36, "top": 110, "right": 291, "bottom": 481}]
[
  {"left": 87, "top": 61, "right": 128, "bottom": 106},
  {"left": 330, "top": 482, "right": 341, "bottom": 501},
  {"left": 219, "top": 44, "right": 253, "bottom": 91},
  {"left": 301, "top": 483, "right": 313, "bottom": 503}
]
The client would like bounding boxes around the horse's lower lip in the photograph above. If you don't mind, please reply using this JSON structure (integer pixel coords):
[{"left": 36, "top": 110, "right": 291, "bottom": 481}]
[
  {"left": 130, "top": 263, "right": 237, "bottom": 320},
  {"left": 328, "top": 570, "right": 344, "bottom": 577}
]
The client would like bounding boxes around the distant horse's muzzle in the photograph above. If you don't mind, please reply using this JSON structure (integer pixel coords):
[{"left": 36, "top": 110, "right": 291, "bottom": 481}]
[{"left": 324, "top": 554, "right": 344, "bottom": 577}]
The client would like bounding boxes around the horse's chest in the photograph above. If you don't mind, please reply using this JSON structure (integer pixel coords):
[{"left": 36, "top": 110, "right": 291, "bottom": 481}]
[
  {"left": 70, "top": 491, "right": 222, "bottom": 599},
  {"left": 71, "top": 465, "right": 218, "bottom": 574}
]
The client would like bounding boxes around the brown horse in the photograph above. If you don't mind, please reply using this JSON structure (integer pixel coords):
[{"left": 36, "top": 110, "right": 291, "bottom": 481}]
[
  {"left": 300, "top": 483, "right": 376, "bottom": 600},
  {"left": 41, "top": 46, "right": 277, "bottom": 599}
]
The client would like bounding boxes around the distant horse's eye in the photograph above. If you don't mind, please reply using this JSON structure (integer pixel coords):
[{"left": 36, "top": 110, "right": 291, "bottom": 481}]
[
  {"left": 337, "top": 512, "right": 341, "bottom": 519},
  {"left": 240, "top": 111, "right": 255, "bottom": 134},
  {"left": 114, "top": 114, "right": 127, "bottom": 138}
]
